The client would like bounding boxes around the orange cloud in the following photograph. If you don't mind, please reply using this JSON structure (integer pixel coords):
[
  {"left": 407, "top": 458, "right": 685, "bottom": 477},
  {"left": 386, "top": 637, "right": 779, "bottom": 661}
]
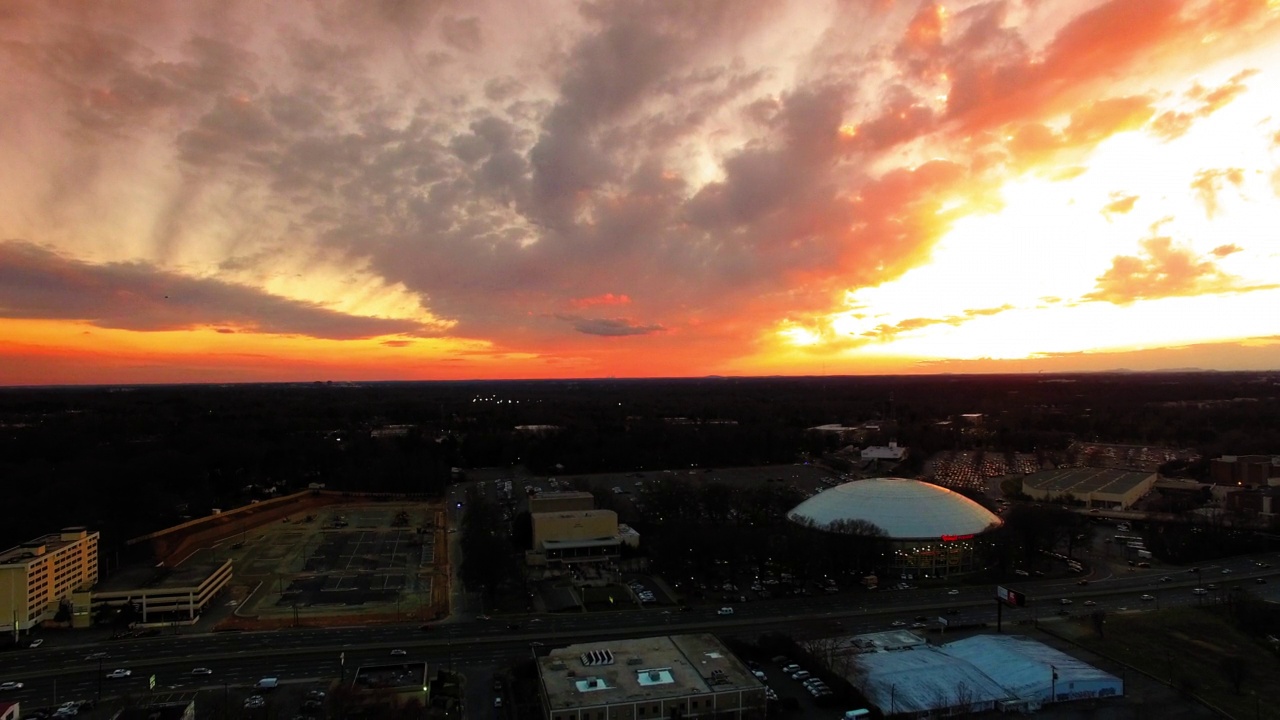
[
  {"left": 1102, "top": 194, "right": 1139, "bottom": 216},
  {"left": 862, "top": 305, "right": 1015, "bottom": 341},
  {"left": 1190, "top": 168, "right": 1245, "bottom": 217},
  {"left": 1212, "top": 243, "right": 1242, "bottom": 257},
  {"left": 1150, "top": 68, "right": 1260, "bottom": 141},
  {"left": 1087, "top": 236, "right": 1249, "bottom": 304},
  {"left": 569, "top": 293, "right": 632, "bottom": 309}
]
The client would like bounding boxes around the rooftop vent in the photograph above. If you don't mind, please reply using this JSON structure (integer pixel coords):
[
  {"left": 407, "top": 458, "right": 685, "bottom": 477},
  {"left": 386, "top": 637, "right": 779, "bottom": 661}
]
[
  {"left": 580, "top": 649, "right": 615, "bottom": 667},
  {"left": 627, "top": 657, "right": 644, "bottom": 665}
]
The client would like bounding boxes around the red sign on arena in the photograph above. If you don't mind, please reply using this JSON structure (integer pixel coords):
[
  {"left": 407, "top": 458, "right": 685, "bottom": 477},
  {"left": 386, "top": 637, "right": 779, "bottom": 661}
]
[{"left": 940, "top": 534, "right": 974, "bottom": 542}]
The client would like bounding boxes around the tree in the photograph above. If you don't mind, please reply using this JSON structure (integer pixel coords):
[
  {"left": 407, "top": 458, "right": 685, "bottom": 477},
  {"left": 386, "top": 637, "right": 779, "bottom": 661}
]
[
  {"left": 54, "top": 600, "right": 72, "bottom": 624},
  {"left": 1089, "top": 609, "right": 1107, "bottom": 639},
  {"left": 1219, "top": 655, "right": 1251, "bottom": 694}
]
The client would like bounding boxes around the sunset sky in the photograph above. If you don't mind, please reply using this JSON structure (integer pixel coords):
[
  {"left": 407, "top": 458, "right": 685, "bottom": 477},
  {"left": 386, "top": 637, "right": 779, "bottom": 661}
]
[{"left": 3, "top": 0, "right": 1280, "bottom": 385}]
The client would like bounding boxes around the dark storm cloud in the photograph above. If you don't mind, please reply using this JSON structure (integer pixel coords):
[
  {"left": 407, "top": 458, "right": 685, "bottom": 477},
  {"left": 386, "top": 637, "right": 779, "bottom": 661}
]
[{"left": 0, "top": 241, "right": 432, "bottom": 340}]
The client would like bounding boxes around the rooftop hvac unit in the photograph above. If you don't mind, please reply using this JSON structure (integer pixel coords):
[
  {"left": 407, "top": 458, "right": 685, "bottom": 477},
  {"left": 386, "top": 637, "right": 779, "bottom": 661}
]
[
  {"left": 648, "top": 671, "right": 662, "bottom": 681},
  {"left": 627, "top": 657, "right": 643, "bottom": 665}
]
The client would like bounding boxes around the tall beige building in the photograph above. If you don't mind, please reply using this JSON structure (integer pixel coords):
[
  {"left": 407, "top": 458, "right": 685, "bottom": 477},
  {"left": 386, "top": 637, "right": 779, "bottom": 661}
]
[{"left": 0, "top": 527, "right": 99, "bottom": 635}]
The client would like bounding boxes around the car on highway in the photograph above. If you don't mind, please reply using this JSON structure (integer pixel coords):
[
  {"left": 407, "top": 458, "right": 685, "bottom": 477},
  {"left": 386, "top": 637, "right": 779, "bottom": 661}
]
[
  {"left": 493, "top": 698, "right": 503, "bottom": 708},
  {"left": 1140, "top": 594, "right": 1155, "bottom": 601},
  {"left": 1256, "top": 578, "right": 1268, "bottom": 585},
  {"left": 106, "top": 669, "right": 132, "bottom": 679},
  {"left": 1083, "top": 601, "right": 1096, "bottom": 607},
  {"left": 29, "top": 639, "right": 43, "bottom": 648},
  {"left": 1222, "top": 568, "right": 1232, "bottom": 574},
  {"left": 0, "top": 682, "right": 24, "bottom": 692},
  {"left": 1160, "top": 576, "right": 1173, "bottom": 582},
  {"left": 1192, "top": 588, "right": 1208, "bottom": 595},
  {"left": 911, "top": 622, "right": 928, "bottom": 629},
  {"left": 889, "top": 620, "right": 906, "bottom": 627},
  {"left": 244, "top": 696, "right": 265, "bottom": 709},
  {"left": 85, "top": 652, "right": 107, "bottom": 660},
  {"left": 391, "top": 649, "right": 407, "bottom": 656},
  {"left": 191, "top": 668, "right": 213, "bottom": 676},
  {"left": 947, "top": 589, "right": 960, "bottom": 595},
  {"left": 717, "top": 607, "right": 734, "bottom": 615},
  {"left": 1059, "top": 598, "right": 1072, "bottom": 605},
  {"left": 1076, "top": 580, "right": 1089, "bottom": 586}
]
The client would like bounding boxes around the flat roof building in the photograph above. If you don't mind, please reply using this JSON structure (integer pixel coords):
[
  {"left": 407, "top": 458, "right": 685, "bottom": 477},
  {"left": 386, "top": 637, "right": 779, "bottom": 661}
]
[
  {"left": 1022, "top": 468, "right": 1156, "bottom": 509},
  {"left": 848, "top": 633, "right": 1123, "bottom": 716},
  {"left": 537, "top": 634, "right": 766, "bottom": 720},
  {"left": 531, "top": 492, "right": 597, "bottom": 514},
  {"left": 0, "top": 527, "right": 99, "bottom": 635},
  {"left": 81, "top": 556, "right": 233, "bottom": 628},
  {"left": 530, "top": 510, "right": 622, "bottom": 567}
]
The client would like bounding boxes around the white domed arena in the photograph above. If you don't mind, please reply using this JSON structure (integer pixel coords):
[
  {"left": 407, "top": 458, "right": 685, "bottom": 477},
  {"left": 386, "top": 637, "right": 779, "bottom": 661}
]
[{"left": 788, "top": 477, "right": 1003, "bottom": 578}]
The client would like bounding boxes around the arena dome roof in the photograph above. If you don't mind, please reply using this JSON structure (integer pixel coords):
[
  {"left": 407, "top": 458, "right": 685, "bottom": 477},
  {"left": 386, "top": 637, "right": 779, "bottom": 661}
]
[{"left": 787, "top": 478, "right": 1002, "bottom": 540}]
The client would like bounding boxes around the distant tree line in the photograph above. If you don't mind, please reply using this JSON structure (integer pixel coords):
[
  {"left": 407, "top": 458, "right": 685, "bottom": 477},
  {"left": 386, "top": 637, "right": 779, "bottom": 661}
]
[{"left": 2, "top": 372, "right": 1278, "bottom": 552}]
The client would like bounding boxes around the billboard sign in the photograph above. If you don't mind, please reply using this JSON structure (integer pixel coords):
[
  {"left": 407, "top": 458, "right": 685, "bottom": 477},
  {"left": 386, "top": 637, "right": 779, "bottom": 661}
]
[
  {"left": 937, "top": 616, "right": 949, "bottom": 627},
  {"left": 996, "top": 586, "right": 1026, "bottom": 607}
]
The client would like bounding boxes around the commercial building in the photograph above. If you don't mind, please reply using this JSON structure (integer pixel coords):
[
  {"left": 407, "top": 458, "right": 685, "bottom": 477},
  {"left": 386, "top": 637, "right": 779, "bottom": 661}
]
[
  {"left": 79, "top": 557, "right": 233, "bottom": 627},
  {"left": 529, "top": 510, "right": 623, "bottom": 567},
  {"left": 0, "top": 700, "right": 19, "bottom": 720},
  {"left": 848, "top": 633, "right": 1122, "bottom": 716},
  {"left": 1211, "top": 455, "right": 1280, "bottom": 486},
  {"left": 1021, "top": 468, "right": 1156, "bottom": 509},
  {"left": 531, "top": 492, "right": 597, "bottom": 514},
  {"left": 1225, "top": 487, "right": 1280, "bottom": 516},
  {"left": 787, "top": 478, "right": 1003, "bottom": 578},
  {"left": 861, "top": 442, "right": 907, "bottom": 461},
  {"left": 536, "top": 634, "right": 766, "bottom": 720},
  {"left": 111, "top": 702, "right": 195, "bottom": 720},
  {"left": 0, "top": 527, "right": 99, "bottom": 635}
]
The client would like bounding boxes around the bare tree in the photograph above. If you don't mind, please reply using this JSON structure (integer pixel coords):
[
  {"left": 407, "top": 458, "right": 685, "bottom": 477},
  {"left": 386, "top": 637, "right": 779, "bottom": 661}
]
[
  {"left": 1219, "top": 655, "right": 1251, "bottom": 694},
  {"left": 1090, "top": 609, "right": 1107, "bottom": 639},
  {"left": 953, "top": 680, "right": 977, "bottom": 717}
]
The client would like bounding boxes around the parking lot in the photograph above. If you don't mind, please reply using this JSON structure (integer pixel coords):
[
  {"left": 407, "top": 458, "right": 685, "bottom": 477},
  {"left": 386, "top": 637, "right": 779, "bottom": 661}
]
[{"left": 230, "top": 503, "right": 439, "bottom": 620}]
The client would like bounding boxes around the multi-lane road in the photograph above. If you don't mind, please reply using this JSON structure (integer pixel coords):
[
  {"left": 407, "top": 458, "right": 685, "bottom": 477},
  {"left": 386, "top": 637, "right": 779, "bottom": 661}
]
[{"left": 3, "top": 551, "right": 1278, "bottom": 714}]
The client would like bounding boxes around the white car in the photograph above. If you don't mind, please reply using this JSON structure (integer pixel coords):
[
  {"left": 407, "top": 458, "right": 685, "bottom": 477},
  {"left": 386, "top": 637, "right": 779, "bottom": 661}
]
[
  {"left": 29, "top": 639, "right": 43, "bottom": 648},
  {"left": 1083, "top": 600, "right": 1097, "bottom": 607},
  {"left": 391, "top": 649, "right": 407, "bottom": 656},
  {"left": 0, "top": 682, "right": 24, "bottom": 692},
  {"left": 1060, "top": 598, "right": 1073, "bottom": 605},
  {"left": 1140, "top": 594, "right": 1155, "bottom": 601},
  {"left": 1193, "top": 587, "right": 1208, "bottom": 595},
  {"left": 947, "top": 589, "right": 960, "bottom": 595},
  {"left": 192, "top": 668, "right": 213, "bottom": 676},
  {"left": 718, "top": 607, "right": 734, "bottom": 615},
  {"left": 889, "top": 620, "right": 906, "bottom": 627},
  {"left": 107, "top": 669, "right": 132, "bottom": 679}
]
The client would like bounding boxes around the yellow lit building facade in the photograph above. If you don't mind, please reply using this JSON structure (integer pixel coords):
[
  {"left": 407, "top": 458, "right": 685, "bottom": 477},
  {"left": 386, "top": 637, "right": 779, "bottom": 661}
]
[{"left": 0, "top": 527, "right": 99, "bottom": 635}]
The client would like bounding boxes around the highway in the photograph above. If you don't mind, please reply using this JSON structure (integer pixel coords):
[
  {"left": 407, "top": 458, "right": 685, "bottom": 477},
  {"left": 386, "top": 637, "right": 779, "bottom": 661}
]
[{"left": 3, "top": 551, "right": 1277, "bottom": 713}]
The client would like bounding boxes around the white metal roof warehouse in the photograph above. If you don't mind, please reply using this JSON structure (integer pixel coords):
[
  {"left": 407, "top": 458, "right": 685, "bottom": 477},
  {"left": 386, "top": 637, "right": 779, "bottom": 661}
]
[
  {"left": 786, "top": 477, "right": 1001, "bottom": 540},
  {"left": 853, "top": 634, "right": 1124, "bottom": 716}
]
